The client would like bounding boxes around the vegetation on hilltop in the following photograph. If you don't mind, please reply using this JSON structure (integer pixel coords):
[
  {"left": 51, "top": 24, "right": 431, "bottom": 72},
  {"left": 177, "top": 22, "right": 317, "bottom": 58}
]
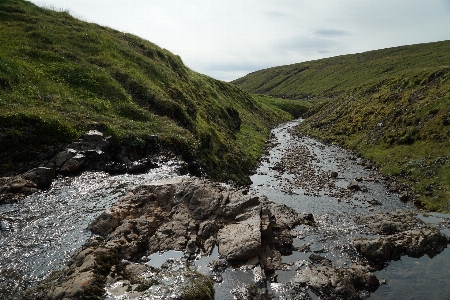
[
  {"left": 232, "top": 41, "right": 450, "bottom": 100},
  {"left": 0, "top": 0, "right": 309, "bottom": 184},
  {"left": 233, "top": 41, "right": 450, "bottom": 211}
]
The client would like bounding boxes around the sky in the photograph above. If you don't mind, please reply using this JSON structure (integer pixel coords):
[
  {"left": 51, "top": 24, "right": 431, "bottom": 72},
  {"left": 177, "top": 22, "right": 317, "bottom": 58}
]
[{"left": 29, "top": 0, "right": 450, "bottom": 82}]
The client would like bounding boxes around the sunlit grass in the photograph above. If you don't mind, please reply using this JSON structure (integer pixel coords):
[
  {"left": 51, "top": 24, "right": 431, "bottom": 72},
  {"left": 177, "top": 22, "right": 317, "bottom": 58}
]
[
  {"left": 234, "top": 39, "right": 450, "bottom": 210},
  {"left": 0, "top": 0, "right": 298, "bottom": 183}
]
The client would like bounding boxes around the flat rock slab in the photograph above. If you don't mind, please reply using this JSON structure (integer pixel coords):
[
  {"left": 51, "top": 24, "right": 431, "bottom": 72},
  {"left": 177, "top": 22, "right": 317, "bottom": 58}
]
[{"left": 218, "top": 208, "right": 262, "bottom": 261}]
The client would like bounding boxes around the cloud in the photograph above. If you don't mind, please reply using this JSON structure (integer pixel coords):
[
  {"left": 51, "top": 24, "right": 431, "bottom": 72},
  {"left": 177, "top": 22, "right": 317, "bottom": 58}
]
[{"left": 29, "top": 0, "right": 450, "bottom": 81}]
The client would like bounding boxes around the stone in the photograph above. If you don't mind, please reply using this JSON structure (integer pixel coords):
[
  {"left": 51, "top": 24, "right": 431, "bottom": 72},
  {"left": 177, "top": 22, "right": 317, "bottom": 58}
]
[
  {"left": 367, "top": 199, "right": 382, "bottom": 205},
  {"left": 291, "top": 261, "right": 379, "bottom": 299},
  {"left": 60, "top": 153, "right": 85, "bottom": 174},
  {"left": 399, "top": 191, "right": 411, "bottom": 201},
  {"left": 444, "top": 200, "right": 450, "bottom": 211},
  {"left": 353, "top": 211, "right": 450, "bottom": 264},
  {"left": 347, "top": 181, "right": 361, "bottom": 191},
  {"left": 54, "top": 149, "right": 77, "bottom": 168},
  {"left": 218, "top": 213, "right": 262, "bottom": 261},
  {"left": 26, "top": 178, "right": 316, "bottom": 299},
  {"left": 0, "top": 167, "right": 56, "bottom": 201},
  {"left": 309, "top": 253, "right": 332, "bottom": 267},
  {"left": 22, "top": 167, "right": 55, "bottom": 189},
  {"left": 88, "top": 211, "right": 119, "bottom": 235},
  {"left": 198, "top": 220, "right": 219, "bottom": 240}
]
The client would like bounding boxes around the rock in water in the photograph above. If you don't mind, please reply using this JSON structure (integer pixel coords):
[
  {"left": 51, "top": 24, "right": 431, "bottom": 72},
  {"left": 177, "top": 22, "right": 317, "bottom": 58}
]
[
  {"left": 353, "top": 210, "right": 450, "bottom": 264},
  {"left": 25, "top": 177, "right": 314, "bottom": 299}
]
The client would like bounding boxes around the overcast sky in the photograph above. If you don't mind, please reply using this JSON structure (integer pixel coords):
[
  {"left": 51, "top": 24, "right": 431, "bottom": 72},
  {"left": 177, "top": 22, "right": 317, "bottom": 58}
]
[{"left": 29, "top": 0, "right": 450, "bottom": 81}]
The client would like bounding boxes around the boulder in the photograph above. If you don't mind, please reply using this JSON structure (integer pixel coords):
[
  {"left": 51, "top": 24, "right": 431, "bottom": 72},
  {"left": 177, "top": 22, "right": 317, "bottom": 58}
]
[
  {"left": 291, "top": 261, "right": 379, "bottom": 299},
  {"left": 87, "top": 177, "right": 314, "bottom": 265},
  {"left": 347, "top": 181, "right": 361, "bottom": 191},
  {"left": 0, "top": 167, "right": 56, "bottom": 202},
  {"left": 218, "top": 210, "right": 262, "bottom": 261},
  {"left": 330, "top": 171, "right": 338, "bottom": 178},
  {"left": 24, "top": 178, "right": 315, "bottom": 299},
  {"left": 353, "top": 211, "right": 450, "bottom": 264},
  {"left": 22, "top": 167, "right": 55, "bottom": 189}
]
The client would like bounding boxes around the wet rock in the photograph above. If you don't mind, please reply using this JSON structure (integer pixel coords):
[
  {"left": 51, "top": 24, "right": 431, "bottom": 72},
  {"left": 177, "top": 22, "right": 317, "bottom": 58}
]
[
  {"left": 309, "top": 254, "right": 332, "bottom": 267},
  {"left": 53, "top": 130, "right": 112, "bottom": 175},
  {"left": 91, "top": 177, "right": 313, "bottom": 264},
  {"left": 54, "top": 149, "right": 77, "bottom": 168},
  {"left": 353, "top": 211, "right": 450, "bottom": 264},
  {"left": 260, "top": 246, "right": 283, "bottom": 271},
  {"left": 359, "top": 184, "right": 368, "bottom": 192},
  {"left": 22, "top": 167, "right": 55, "bottom": 189},
  {"left": 88, "top": 211, "right": 120, "bottom": 235},
  {"left": 23, "top": 178, "right": 315, "bottom": 298},
  {"left": 291, "top": 261, "right": 379, "bottom": 299},
  {"left": 0, "top": 167, "right": 56, "bottom": 202},
  {"left": 347, "top": 181, "right": 361, "bottom": 191},
  {"left": 198, "top": 220, "right": 219, "bottom": 240},
  {"left": 399, "top": 191, "right": 411, "bottom": 202},
  {"left": 209, "top": 259, "right": 229, "bottom": 273},
  {"left": 297, "top": 244, "right": 311, "bottom": 252},
  {"left": 367, "top": 199, "right": 382, "bottom": 206},
  {"left": 127, "top": 158, "right": 158, "bottom": 174},
  {"left": 0, "top": 219, "right": 10, "bottom": 231},
  {"left": 0, "top": 131, "right": 168, "bottom": 203},
  {"left": 23, "top": 243, "right": 119, "bottom": 300},
  {"left": 365, "top": 176, "right": 376, "bottom": 182}
]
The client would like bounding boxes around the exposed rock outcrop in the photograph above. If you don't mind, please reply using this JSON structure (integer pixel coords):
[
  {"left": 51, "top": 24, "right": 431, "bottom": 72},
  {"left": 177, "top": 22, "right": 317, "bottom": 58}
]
[
  {"left": 353, "top": 210, "right": 450, "bottom": 264},
  {"left": 89, "top": 177, "right": 313, "bottom": 262},
  {"left": 0, "top": 131, "right": 180, "bottom": 204},
  {"left": 25, "top": 178, "right": 314, "bottom": 299},
  {"left": 0, "top": 167, "right": 55, "bottom": 202},
  {"left": 290, "top": 260, "right": 379, "bottom": 299}
]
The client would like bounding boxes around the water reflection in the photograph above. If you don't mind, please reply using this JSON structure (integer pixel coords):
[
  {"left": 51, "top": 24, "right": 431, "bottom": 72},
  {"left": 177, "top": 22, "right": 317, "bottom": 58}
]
[
  {"left": 2, "top": 119, "right": 450, "bottom": 299},
  {"left": 250, "top": 119, "right": 450, "bottom": 299}
]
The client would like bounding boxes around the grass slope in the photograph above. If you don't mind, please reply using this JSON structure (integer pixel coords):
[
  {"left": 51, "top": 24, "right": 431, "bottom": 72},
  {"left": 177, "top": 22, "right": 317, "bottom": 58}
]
[
  {"left": 0, "top": 0, "right": 299, "bottom": 184},
  {"left": 234, "top": 41, "right": 450, "bottom": 211}
]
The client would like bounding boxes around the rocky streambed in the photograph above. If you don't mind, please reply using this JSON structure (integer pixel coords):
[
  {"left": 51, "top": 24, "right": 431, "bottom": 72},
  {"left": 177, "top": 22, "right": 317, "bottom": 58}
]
[{"left": 1, "top": 119, "right": 450, "bottom": 299}]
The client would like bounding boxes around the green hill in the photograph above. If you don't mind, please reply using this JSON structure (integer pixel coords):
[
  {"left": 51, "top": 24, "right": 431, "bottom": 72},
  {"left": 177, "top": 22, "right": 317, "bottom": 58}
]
[
  {"left": 0, "top": 0, "right": 307, "bottom": 184},
  {"left": 233, "top": 41, "right": 450, "bottom": 211}
]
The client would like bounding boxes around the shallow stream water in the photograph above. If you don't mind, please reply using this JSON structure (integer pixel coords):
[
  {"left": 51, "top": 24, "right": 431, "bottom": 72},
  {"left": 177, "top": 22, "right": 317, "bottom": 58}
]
[
  {"left": 249, "top": 119, "right": 450, "bottom": 299},
  {"left": 1, "top": 120, "right": 450, "bottom": 299},
  {"left": 0, "top": 161, "right": 185, "bottom": 297}
]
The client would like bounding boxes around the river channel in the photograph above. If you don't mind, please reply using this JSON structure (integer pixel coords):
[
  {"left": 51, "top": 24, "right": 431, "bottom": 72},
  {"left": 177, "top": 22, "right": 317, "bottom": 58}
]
[
  {"left": 249, "top": 119, "right": 450, "bottom": 299},
  {"left": 1, "top": 119, "right": 450, "bottom": 299}
]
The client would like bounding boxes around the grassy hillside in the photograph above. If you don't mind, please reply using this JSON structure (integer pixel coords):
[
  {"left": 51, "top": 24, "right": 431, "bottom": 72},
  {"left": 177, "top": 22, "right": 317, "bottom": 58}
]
[
  {"left": 232, "top": 41, "right": 450, "bottom": 100},
  {"left": 233, "top": 41, "right": 450, "bottom": 211},
  {"left": 0, "top": 0, "right": 305, "bottom": 184}
]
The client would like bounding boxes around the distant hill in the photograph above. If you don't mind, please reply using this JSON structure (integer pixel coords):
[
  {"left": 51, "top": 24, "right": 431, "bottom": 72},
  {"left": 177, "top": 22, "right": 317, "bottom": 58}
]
[
  {"left": 0, "top": 0, "right": 307, "bottom": 184},
  {"left": 232, "top": 41, "right": 450, "bottom": 100},
  {"left": 233, "top": 41, "right": 450, "bottom": 210}
]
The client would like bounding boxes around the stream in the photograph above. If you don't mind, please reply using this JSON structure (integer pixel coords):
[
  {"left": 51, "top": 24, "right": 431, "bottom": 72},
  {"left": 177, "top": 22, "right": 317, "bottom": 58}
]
[
  {"left": 1, "top": 119, "right": 450, "bottom": 299},
  {"left": 249, "top": 119, "right": 450, "bottom": 299},
  {"left": 0, "top": 160, "right": 186, "bottom": 298}
]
